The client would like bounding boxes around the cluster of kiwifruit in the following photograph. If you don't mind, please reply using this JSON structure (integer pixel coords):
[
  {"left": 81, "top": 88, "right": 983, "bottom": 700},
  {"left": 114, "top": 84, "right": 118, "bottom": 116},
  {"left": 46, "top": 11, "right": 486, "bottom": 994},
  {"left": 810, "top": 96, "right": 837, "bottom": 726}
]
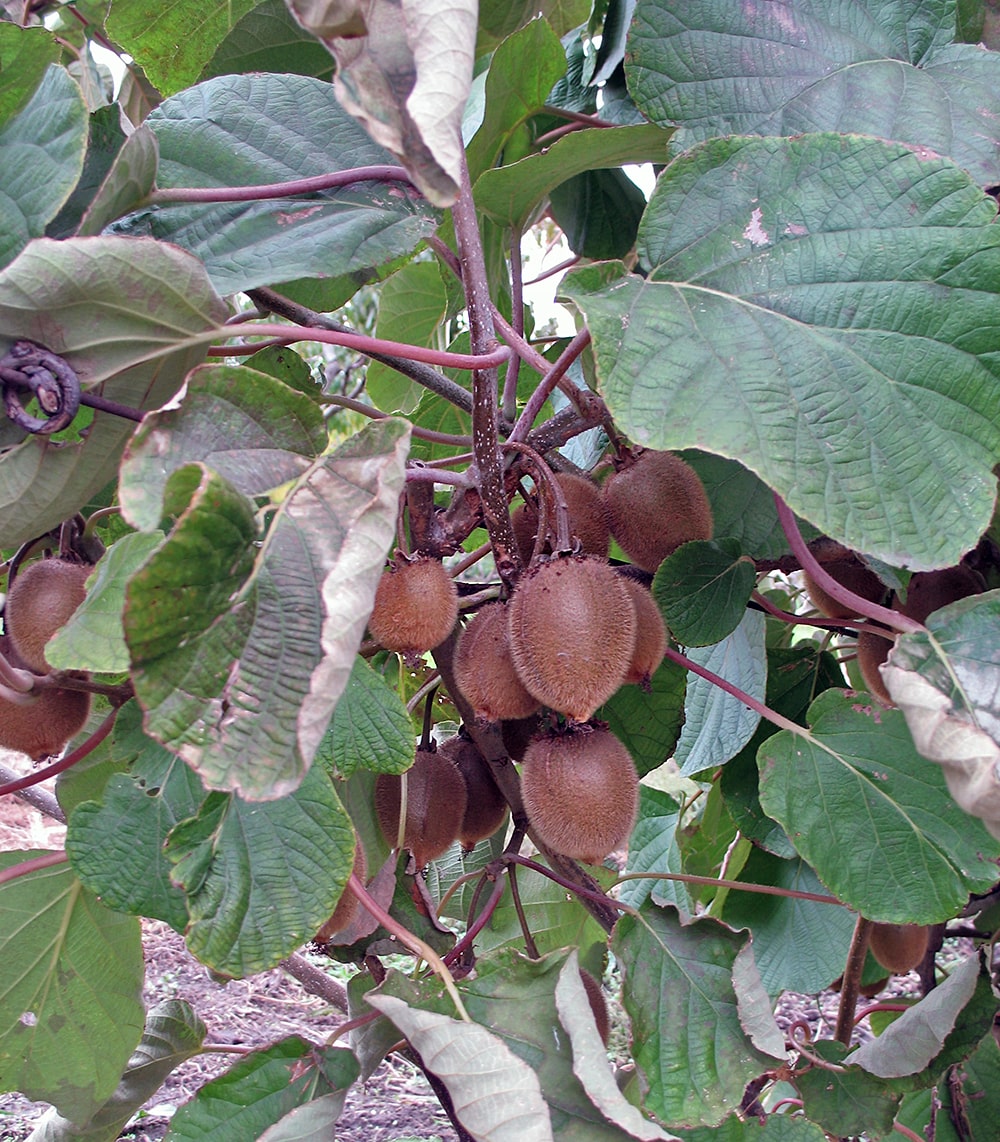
[
  {"left": 0, "top": 557, "right": 93, "bottom": 759},
  {"left": 804, "top": 558, "right": 985, "bottom": 705},
  {"left": 373, "top": 730, "right": 510, "bottom": 868}
]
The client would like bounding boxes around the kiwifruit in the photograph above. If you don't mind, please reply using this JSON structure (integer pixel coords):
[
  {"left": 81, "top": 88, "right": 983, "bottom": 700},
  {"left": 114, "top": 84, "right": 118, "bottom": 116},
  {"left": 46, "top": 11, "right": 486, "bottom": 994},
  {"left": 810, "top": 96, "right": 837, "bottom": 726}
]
[
  {"left": 439, "top": 732, "right": 509, "bottom": 848},
  {"left": 803, "top": 556, "right": 887, "bottom": 619},
  {"left": 618, "top": 576, "right": 668, "bottom": 687},
  {"left": 521, "top": 723, "right": 639, "bottom": 863},
  {"left": 855, "top": 628, "right": 895, "bottom": 706},
  {"left": 314, "top": 836, "right": 367, "bottom": 944},
  {"left": 368, "top": 554, "right": 459, "bottom": 655},
  {"left": 374, "top": 746, "right": 467, "bottom": 867},
  {"left": 896, "top": 565, "right": 983, "bottom": 624},
  {"left": 507, "top": 555, "right": 636, "bottom": 722},
  {"left": 511, "top": 472, "right": 610, "bottom": 562},
  {"left": 0, "top": 685, "right": 91, "bottom": 760},
  {"left": 603, "top": 450, "right": 713, "bottom": 573},
  {"left": 453, "top": 603, "right": 541, "bottom": 722},
  {"left": 6, "top": 558, "right": 92, "bottom": 673},
  {"left": 579, "top": 968, "right": 611, "bottom": 1046},
  {"left": 868, "top": 922, "right": 931, "bottom": 974}
]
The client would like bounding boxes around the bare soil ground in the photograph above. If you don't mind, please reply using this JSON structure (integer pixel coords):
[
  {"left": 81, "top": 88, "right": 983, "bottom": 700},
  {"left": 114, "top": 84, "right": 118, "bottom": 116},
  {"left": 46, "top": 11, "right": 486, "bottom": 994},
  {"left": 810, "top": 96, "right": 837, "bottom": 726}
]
[{"left": 0, "top": 763, "right": 456, "bottom": 1142}]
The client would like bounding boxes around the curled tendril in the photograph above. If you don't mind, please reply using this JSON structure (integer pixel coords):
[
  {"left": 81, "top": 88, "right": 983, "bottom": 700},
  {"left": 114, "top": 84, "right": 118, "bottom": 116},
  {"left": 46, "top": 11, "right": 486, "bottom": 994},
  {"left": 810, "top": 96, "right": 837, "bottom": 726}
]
[{"left": 0, "top": 340, "right": 81, "bottom": 435}]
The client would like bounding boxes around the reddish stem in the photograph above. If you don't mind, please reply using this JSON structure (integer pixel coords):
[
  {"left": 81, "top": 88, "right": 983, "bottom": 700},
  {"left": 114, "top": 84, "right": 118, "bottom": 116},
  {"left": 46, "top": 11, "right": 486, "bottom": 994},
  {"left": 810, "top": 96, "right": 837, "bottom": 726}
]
[
  {"left": 508, "top": 328, "right": 591, "bottom": 443},
  {"left": 146, "top": 165, "right": 414, "bottom": 205},
  {"left": 0, "top": 850, "right": 68, "bottom": 886}
]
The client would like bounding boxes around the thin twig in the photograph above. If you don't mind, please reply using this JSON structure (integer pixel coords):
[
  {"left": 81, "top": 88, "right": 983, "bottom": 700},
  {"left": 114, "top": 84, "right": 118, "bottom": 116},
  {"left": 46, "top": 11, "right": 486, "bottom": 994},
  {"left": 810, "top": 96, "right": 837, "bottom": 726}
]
[{"left": 146, "top": 166, "right": 414, "bottom": 205}]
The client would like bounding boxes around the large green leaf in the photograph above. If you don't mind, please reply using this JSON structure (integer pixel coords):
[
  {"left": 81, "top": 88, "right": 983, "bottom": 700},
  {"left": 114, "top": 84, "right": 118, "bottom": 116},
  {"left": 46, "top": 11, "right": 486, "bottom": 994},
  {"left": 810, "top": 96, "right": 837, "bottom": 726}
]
[
  {"left": 0, "top": 24, "right": 61, "bottom": 125},
  {"left": 201, "top": 0, "right": 335, "bottom": 82},
  {"left": 477, "top": 0, "right": 591, "bottom": 55},
  {"left": 164, "top": 765, "right": 355, "bottom": 976},
  {"left": 76, "top": 124, "right": 158, "bottom": 237},
  {"left": 0, "top": 66, "right": 87, "bottom": 269},
  {"left": 124, "top": 418, "right": 409, "bottom": 801},
  {"left": 112, "top": 73, "right": 440, "bottom": 293},
  {"left": 653, "top": 539, "right": 756, "bottom": 648},
  {"left": 613, "top": 905, "right": 781, "bottom": 1128},
  {"left": 758, "top": 688, "right": 1000, "bottom": 923},
  {"left": 884, "top": 590, "right": 1000, "bottom": 838},
  {"left": 626, "top": 0, "right": 1000, "bottom": 185},
  {"left": 0, "top": 854, "right": 144, "bottom": 1124},
  {"left": 598, "top": 656, "right": 687, "bottom": 777},
  {"left": 0, "top": 235, "right": 227, "bottom": 547},
  {"left": 106, "top": 0, "right": 259, "bottom": 96},
  {"left": 561, "top": 134, "right": 1000, "bottom": 569},
  {"left": 318, "top": 655, "right": 415, "bottom": 778},
  {"left": 620, "top": 786, "right": 693, "bottom": 915},
  {"left": 792, "top": 1040, "right": 901, "bottom": 1139}
]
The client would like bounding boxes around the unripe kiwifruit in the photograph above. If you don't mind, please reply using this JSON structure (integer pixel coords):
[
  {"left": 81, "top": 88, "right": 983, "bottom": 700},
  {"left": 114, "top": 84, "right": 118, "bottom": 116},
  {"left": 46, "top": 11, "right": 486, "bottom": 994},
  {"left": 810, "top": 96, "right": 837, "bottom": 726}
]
[
  {"left": 603, "top": 450, "right": 713, "bottom": 573},
  {"left": 314, "top": 836, "right": 367, "bottom": 944},
  {"left": 618, "top": 576, "right": 667, "bottom": 688},
  {"left": 507, "top": 555, "right": 636, "bottom": 722},
  {"left": 511, "top": 472, "right": 610, "bottom": 562},
  {"left": 374, "top": 746, "right": 467, "bottom": 867},
  {"left": 855, "top": 628, "right": 895, "bottom": 706},
  {"left": 454, "top": 603, "right": 541, "bottom": 722},
  {"left": 896, "top": 565, "right": 983, "bottom": 624},
  {"left": 521, "top": 724, "right": 638, "bottom": 863},
  {"left": 0, "top": 685, "right": 91, "bottom": 760},
  {"left": 803, "top": 556, "right": 887, "bottom": 619},
  {"left": 868, "top": 922, "right": 930, "bottom": 974},
  {"left": 368, "top": 554, "right": 459, "bottom": 655},
  {"left": 579, "top": 968, "right": 611, "bottom": 1046},
  {"left": 6, "top": 558, "right": 92, "bottom": 673},
  {"left": 439, "top": 732, "right": 509, "bottom": 848}
]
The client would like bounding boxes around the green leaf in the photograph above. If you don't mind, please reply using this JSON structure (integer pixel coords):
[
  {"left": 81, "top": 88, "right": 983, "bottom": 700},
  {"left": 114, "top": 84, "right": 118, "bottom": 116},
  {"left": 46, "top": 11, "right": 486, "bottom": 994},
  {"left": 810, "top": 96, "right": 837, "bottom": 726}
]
[
  {"left": 320, "top": 656, "right": 415, "bottom": 778},
  {"left": 0, "top": 24, "right": 61, "bottom": 124},
  {"left": 126, "top": 418, "right": 409, "bottom": 801},
  {"left": 0, "top": 65, "right": 87, "bottom": 269},
  {"left": 163, "top": 1037, "right": 359, "bottom": 1142},
  {"left": 407, "top": 390, "right": 473, "bottom": 463},
  {"left": 721, "top": 847, "right": 856, "bottom": 995},
  {"left": 24, "top": 999, "right": 206, "bottom": 1142},
  {"left": 627, "top": 0, "right": 1000, "bottom": 185},
  {"left": 674, "top": 610, "right": 765, "bottom": 777},
  {"left": 936, "top": 1032, "right": 1000, "bottom": 1141},
  {"left": 653, "top": 539, "right": 756, "bottom": 647},
  {"left": 613, "top": 905, "right": 781, "bottom": 1128},
  {"left": 106, "top": 0, "right": 259, "bottom": 96},
  {"left": 0, "top": 854, "right": 144, "bottom": 1123},
  {"left": 0, "top": 235, "right": 227, "bottom": 548},
  {"left": 477, "top": 0, "right": 591, "bottom": 55},
  {"left": 76, "top": 124, "right": 158, "bottom": 236},
  {"left": 620, "top": 786, "right": 693, "bottom": 915},
  {"left": 758, "top": 688, "right": 1000, "bottom": 923},
  {"left": 113, "top": 73, "right": 440, "bottom": 294},
  {"left": 66, "top": 702, "right": 206, "bottom": 933},
  {"left": 46, "top": 104, "right": 128, "bottom": 240},
  {"left": 120, "top": 363, "right": 328, "bottom": 531},
  {"left": 201, "top": 0, "right": 335, "bottom": 82},
  {"left": 366, "top": 261, "right": 449, "bottom": 413},
  {"left": 561, "top": 134, "right": 1000, "bottom": 569},
  {"left": 598, "top": 656, "right": 686, "bottom": 777},
  {"left": 164, "top": 765, "right": 355, "bottom": 976},
  {"left": 884, "top": 590, "right": 1000, "bottom": 839},
  {"left": 793, "top": 1040, "right": 901, "bottom": 1139},
  {"left": 549, "top": 167, "right": 647, "bottom": 260},
  {"left": 674, "top": 1116, "right": 828, "bottom": 1141},
  {"left": 475, "top": 124, "right": 671, "bottom": 231}
]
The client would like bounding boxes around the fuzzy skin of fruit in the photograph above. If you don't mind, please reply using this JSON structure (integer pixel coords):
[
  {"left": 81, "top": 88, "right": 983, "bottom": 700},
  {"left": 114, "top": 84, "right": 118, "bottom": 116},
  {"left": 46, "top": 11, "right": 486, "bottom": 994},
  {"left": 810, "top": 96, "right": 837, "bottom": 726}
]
[
  {"left": 507, "top": 555, "right": 636, "bottom": 722},
  {"left": 368, "top": 555, "right": 459, "bottom": 655},
  {"left": 868, "top": 922, "right": 930, "bottom": 973},
  {"left": 896, "top": 565, "right": 983, "bottom": 623},
  {"left": 856, "top": 629, "right": 895, "bottom": 706},
  {"left": 618, "top": 576, "right": 667, "bottom": 687},
  {"left": 314, "top": 838, "right": 367, "bottom": 944},
  {"left": 603, "top": 450, "right": 713, "bottom": 573},
  {"left": 6, "top": 559, "right": 92, "bottom": 673},
  {"left": 374, "top": 747, "right": 467, "bottom": 867},
  {"left": 439, "top": 732, "right": 509, "bottom": 848},
  {"left": 521, "top": 724, "right": 638, "bottom": 863},
  {"left": 512, "top": 472, "right": 610, "bottom": 563},
  {"left": 803, "top": 557, "right": 887, "bottom": 619},
  {"left": 0, "top": 686, "right": 91, "bottom": 759},
  {"left": 454, "top": 603, "right": 541, "bottom": 722}
]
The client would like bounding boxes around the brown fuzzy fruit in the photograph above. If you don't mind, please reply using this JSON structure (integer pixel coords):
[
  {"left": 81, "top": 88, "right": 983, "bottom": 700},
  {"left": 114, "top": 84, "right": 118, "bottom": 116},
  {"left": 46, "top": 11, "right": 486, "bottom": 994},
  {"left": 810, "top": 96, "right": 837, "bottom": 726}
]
[
  {"left": 454, "top": 603, "right": 541, "bottom": 722},
  {"left": 603, "top": 450, "right": 713, "bottom": 573},
  {"left": 6, "top": 559, "right": 92, "bottom": 673},
  {"left": 507, "top": 555, "right": 636, "bottom": 722},
  {"left": 803, "top": 556, "right": 887, "bottom": 619},
  {"left": 314, "top": 837, "right": 367, "bottom": 944},
  {"left": 374, "top": 747, "right": 467, "bottom": 867},
  {"left": 619, "top": 577, "right": 668, "bottom": 687},
  {"left": 868, "top": 922, "right": 930, "bottom": 974},
  {"left": 855, "top": 629, "right": 895, "bottom": 706},
  {"left": 0, "top": 686, "right": 91, "bottom": 760},
  {"left": 511, "top": 472, "right": 610, "bottom": 563},
  {"left": 896, "top": 565, "right": 983, "bottom": 623},
  {"left": 368, "top": 555, "right": 458, "bottom": 655},
  {"left": 439, "top": 732, "right": 509, "bottom": 848},
  {"left": 521, "top": 724, "right": 639, "bottom": 863},
  {"left": 579, "top": 969, "right": 611, "bottom": 1045}
]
